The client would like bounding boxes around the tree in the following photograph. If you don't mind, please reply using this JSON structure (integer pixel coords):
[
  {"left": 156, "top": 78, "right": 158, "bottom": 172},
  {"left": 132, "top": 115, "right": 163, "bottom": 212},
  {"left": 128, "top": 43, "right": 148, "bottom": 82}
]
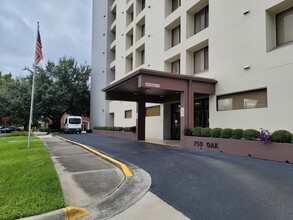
[
  {"left": 25, "top": 57, "right": 91, "bottom": 130},
  {"left": 0, "top": 72, "right": 31, "bottom": 127}
]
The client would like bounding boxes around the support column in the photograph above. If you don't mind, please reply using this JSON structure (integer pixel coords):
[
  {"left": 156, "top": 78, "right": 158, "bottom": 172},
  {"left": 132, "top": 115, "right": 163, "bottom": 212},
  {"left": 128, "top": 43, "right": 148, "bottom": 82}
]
[
  {"left": 180, "top": 90, "right": 189, "bottom": 137},
  {"left": 136, "top": 101, "right": 146, "bottom": 140},
  {"left": 189, "top": 81, "right": 194, "bottom": 129}
]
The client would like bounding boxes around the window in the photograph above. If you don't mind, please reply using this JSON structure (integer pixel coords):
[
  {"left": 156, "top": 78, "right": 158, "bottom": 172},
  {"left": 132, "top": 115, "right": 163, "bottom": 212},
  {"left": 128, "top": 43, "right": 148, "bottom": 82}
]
[
  {"left": 126, "top": 53, "right": 133, "bottom": 72},
  {"left": 141, "top": 50, "right": 145, "bottom": 65},
  {"left": 194, "top": 98, "right": 209, "bottom": 128},
  {"left": 125, "top": 110, "right": 132, "bottom": 118},
  {"left": 194, "top": 46, "right": 208, "bottom": 73},
  {"left": 172, "top": 0, "right": 181, "bottom": 12},
  {"left": 171, "top": 59, "right": 180, "bottom": 74},
  {"left": 142, "top": 0, "right": 145, "bottom": 10},
  {"left": 217, "top": 89, "right": 267, "bottom": 111},
  {"left": 141, "top": 24, "right": 145, "bottom": 37},
  {"left": 130, "top": 34, "right": 134, "bottom": 46},
  {"left": 146, "top": 106, "right": 160, "bottom": 117},
  {"left": 126, "top": 4, "right": 134, "bottom": 26},
  {"left": 126, "top": 29, "right": 134, "bottom": 49},
  {"left": 194, "top": 5, "right": 209, "bottom": 34},
  {"left": 172, "top": 25, "right": 181, "bottom": 47},
  {"left": 69, "top": 118, "right": 81, "bottom": 124},
  {"left": 276, "top": 7, "right": 293, "bottom": 46},
  {"left": 130, "top": 57, "right": 133, "bottom": 71}
]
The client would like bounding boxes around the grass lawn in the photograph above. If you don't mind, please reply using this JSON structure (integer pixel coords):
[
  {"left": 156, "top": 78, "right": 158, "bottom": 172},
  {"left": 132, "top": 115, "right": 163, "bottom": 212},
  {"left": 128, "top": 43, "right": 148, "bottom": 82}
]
[{"left": 0, "top": 135, "right": 65, "bottom": 220}]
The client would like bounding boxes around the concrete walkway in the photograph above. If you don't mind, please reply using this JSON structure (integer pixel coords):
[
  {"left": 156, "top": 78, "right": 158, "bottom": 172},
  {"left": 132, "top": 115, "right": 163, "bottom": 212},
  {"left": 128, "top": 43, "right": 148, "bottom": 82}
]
[{"left": 21, "top": 134, "right": 189, "bottom": 220}]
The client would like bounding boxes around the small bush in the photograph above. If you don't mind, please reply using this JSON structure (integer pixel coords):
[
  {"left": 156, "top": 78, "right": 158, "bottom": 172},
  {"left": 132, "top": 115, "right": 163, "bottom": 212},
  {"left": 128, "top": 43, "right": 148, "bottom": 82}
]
[
  {"left": 210, "top": 128, "right": 222, "bottom": 138},
  {"left": 243, "top": 129, "right": 259, "bottom": 140},
  {"left": 221, "top": 128, "right": 233, "bottom": 139},
  {"left": 184, "top": 128, "right": 193, "bottom": 136},
  {"left": 123, "top": 126, "right": 136, "bottom": 132},
  {"left": 86, "top": 129, "right": 92, "bottom": 133},
  {"left": 192, "top": 127, "right": 202, "bottom": 136},
  {"left": 3, "top": 131, "right": 29, "bottom": 137},
  {"left": 201, "top": 128, "right": 211, "bottom": 137},
  {"left": 232, "top": 129, "right": 244, "bottom": 139},
  {"left": 39, "top": 128, "right": 49, "bottom": 132},
  {"left": 115, "top": 127, "right": 124, "bottom": 131},
  {"left": 271, "top": 130, "right": 292, "bottom": 143}
]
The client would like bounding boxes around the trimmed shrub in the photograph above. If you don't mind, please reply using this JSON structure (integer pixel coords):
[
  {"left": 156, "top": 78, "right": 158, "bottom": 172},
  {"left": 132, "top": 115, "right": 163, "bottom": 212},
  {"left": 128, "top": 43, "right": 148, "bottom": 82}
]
[
  {"left": 291, "top": 135, "right": 293, "bottom": 144},
  {"left": 243, "top": 129, "right": 259, "bottom": 140},
  {"left": 271, "top": 130, "right": 292, "bottom": 143},
  {"left": 221, "top": 128, "right": 233, "bottom": 139},
  {"left": 86, "top": 129, "right": 92, "bottom": 133},
  {"left": 39, "top": 128, "right": 49, "bottom": 132},
  {"left": 184, "top": 128, "right": 193, "bottom": 136},
  {"left": 115, "top": 127, "right": 124, "bottom": 131},
  {"left": 123, "top": 126, "right": 136, "bottom": 132},
  {"left": 210, "top": 128, "right": 222, "bottom": 138},
  {"left": 5, "top": 131, "right": 29, "bottom": 137},
  {"left": 232, "top": 129, "right": 244, "bottom": 139},
  {"left": 192, "top": 127, "right": 202, "bottom": 136},
  {"left": 201, "top": 128, "right": 211, "bottom": 137}
]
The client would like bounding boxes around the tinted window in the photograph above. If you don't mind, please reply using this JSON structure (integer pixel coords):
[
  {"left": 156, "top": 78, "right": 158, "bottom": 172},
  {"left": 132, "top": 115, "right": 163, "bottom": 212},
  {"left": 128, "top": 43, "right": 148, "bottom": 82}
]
[{"left": 69, "top": 118, "right": 81, "bottom": 124}]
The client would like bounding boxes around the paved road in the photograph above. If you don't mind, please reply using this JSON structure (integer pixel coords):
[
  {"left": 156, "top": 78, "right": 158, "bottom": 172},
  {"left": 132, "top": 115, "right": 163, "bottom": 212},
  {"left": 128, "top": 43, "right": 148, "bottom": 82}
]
[{"left": 59, "top": 133, "right": 293, "bottom": 220}]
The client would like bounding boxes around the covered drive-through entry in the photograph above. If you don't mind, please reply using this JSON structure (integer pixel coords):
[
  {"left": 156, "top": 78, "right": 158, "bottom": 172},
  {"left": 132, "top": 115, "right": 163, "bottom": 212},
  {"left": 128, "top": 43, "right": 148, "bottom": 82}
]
[{"left": 102, "top": 69, "right": 217, "bottom": 145}]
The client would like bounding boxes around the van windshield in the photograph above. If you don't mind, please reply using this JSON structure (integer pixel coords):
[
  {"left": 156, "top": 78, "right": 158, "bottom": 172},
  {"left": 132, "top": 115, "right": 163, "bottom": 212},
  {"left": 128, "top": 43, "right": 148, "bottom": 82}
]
[{"left": 69, "top": 118, "right": 81, "bottom": 124}]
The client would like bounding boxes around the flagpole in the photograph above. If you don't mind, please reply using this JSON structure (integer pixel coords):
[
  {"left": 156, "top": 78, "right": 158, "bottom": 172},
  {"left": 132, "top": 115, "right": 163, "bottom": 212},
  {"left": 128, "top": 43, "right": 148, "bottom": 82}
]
[{"left": 28, "top": 22, "right": 39, "bottom": 149}]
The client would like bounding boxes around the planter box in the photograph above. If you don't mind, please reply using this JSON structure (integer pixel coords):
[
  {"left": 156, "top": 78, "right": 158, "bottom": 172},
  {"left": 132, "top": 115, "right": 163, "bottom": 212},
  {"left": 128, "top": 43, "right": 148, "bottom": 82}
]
[
  {"left": 93, "top": 129, "right": 137, "bottom": 140},
  {"left": 182, "top": 136, "right": 293, "bottom": 164}
]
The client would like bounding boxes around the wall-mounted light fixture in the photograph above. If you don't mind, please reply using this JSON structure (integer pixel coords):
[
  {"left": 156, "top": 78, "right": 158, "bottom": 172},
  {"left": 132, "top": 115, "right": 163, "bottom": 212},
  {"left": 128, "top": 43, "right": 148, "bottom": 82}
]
[
  {"left": 243, "top": 10, "right": 250, "bottom": 15},
  {"left": 243, "top": 65, "right": 251, "bottom": 70}
]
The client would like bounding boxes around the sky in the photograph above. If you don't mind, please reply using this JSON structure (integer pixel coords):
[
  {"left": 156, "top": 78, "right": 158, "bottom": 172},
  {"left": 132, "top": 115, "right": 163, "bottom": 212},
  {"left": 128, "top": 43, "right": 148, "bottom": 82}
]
[{"left": 0, "top": 0, "right": 92, "bottom": 77}]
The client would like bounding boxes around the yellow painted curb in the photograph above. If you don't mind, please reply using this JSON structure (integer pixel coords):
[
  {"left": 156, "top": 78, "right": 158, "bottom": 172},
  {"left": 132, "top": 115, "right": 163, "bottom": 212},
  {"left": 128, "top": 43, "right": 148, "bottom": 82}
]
[
  {"left": 59, "top": 136, "right": 133, "bottom": 177},
  {"left": 63, "top": 206, "right": 89, "bottom": 220}
]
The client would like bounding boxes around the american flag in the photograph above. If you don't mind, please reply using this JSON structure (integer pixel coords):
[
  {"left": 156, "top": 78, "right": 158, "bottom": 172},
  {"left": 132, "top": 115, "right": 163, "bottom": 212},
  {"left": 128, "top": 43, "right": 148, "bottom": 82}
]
[{"left": 35, "top": 28, "right": 43, "bottom": 65}]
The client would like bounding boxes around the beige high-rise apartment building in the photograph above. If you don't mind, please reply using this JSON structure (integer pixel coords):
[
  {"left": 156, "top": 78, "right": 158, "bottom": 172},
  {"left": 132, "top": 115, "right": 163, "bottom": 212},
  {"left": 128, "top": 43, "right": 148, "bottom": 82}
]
[{"left": 91, "top": 0, "right": 293, "bottom": 142}]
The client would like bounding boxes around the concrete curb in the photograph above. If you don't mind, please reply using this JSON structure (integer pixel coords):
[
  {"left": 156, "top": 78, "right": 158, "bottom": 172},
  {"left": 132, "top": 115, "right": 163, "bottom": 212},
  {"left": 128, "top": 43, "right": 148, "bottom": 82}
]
[
  {"left": 19, "top": 206, "right": 88, "bottom": 220},
  {"left": 19, "top": 135, "right": 151, "bottom": 220},
  {"left": 58, "top": 136, "right": 133, "bottom": 177}
]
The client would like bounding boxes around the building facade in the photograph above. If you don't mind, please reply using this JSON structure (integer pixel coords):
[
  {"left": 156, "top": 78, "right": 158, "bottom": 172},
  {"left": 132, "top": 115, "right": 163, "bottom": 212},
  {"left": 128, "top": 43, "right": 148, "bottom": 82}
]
[{"left": 91, "top": 0, "right": 293, "bottom": 141}]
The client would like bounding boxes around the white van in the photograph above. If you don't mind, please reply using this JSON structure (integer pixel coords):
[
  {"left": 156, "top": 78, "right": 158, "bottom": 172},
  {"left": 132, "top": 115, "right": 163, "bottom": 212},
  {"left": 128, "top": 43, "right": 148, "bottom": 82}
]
[{"left": 64, "top": 116, "right": 82, "bottom": 134}]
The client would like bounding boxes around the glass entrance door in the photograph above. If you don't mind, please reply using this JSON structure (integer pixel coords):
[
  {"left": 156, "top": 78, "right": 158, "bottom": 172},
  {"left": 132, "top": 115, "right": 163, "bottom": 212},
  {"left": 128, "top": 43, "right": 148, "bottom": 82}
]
[
  {"left": 194, "top": 98, "right": 209, "bottom": 127},
  {"left": 171, "top": 103, "right": 181, "bottom": 140}
]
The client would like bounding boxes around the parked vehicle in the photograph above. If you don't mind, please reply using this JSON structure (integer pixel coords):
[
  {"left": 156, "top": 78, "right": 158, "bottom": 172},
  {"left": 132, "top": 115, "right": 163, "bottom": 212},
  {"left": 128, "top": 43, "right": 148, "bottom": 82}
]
[
  {"left": 64, "top": 116, "right": 82, "bottom": 134},
  {"left": 0, "top": 126, "right": 16, "bottom": 134}
]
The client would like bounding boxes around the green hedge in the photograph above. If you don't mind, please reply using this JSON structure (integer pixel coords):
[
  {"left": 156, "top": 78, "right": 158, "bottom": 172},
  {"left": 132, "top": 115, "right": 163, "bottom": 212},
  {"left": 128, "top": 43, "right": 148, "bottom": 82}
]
[
  {"left": 192, "top": 127, "right": 202, "bottom": 136},
  {"left": 271, "top": 130, "right": 292, "bottom": 143},
  {"left": 243, "top": 129, "right": 259, "bottom": 140},
  {"left": 186, "top": 127, "right": 293, "bottom": 144},
  {"left": 232, "top": 129, "right": 244, "bottom": 139},
  {"left": 39, "top": 128, "right": 49, "bottom": 132},
  {"left": 221, "top": 128, "right": 233, "bottom": 139},
  {"left": 1, "top": 131, "right": 29, "bottom": 137},
  {"left": 94, "top": 126, "right": 136, "bottom": 133},
  {"left": 86, "top": 129, "right": 92, "bottom": 133},
  {"left": 210, "top": 128, "right": 222, "bottom": 138},
  {"left": 201, "top": 128, "right": 211, "bottom": 137}
]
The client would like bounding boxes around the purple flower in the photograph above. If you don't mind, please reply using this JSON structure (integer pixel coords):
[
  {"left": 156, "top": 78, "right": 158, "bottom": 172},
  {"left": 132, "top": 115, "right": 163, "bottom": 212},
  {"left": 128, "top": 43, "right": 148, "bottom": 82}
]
[{"left": 258, "top": 128, "right": 272, "bottom": 145}]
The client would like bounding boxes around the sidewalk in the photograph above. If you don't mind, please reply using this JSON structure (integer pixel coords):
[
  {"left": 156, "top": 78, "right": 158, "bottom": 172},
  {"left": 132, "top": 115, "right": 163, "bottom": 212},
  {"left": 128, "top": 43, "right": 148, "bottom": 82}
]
[{"left": 21, "top": 134, "right": 189, "bottom": 220}]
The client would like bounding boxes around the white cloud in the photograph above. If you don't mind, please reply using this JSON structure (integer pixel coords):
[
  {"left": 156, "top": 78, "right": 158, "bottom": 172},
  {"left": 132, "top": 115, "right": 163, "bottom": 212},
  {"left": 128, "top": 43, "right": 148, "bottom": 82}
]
[{"left": 0, "top": 0, "right": 92, "bottom": 77}]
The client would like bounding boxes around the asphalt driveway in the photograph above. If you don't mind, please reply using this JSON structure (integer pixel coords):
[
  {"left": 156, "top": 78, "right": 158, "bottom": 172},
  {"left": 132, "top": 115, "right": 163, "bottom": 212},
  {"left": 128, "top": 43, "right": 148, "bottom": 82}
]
[{"left": 59, "top": 133, "right": 293, "bottom": 220}]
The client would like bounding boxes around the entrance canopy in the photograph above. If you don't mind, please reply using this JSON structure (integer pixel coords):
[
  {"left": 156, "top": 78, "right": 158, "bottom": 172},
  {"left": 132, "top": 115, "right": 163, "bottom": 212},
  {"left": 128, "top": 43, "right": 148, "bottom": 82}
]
[
  {"left": 102, "top": 69, "right": 217, "bottom": 103},
  {"left": 102, "top": 69, "right": 217, "bottom": 141}
]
